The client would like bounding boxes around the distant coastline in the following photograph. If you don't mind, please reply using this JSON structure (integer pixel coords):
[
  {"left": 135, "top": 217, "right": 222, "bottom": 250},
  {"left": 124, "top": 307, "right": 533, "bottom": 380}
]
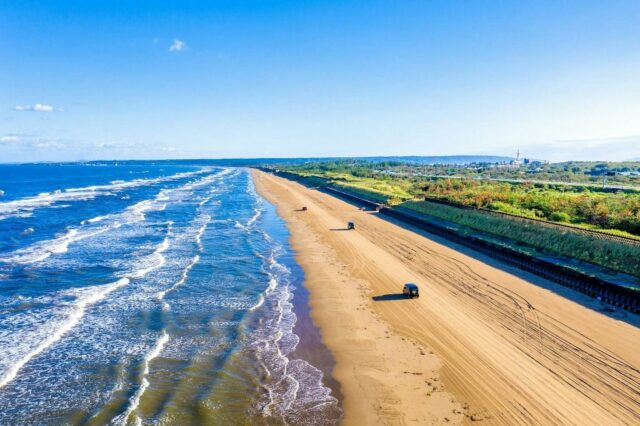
[{"left": 0, "top": 155, "right": 514, "bottom": 167}]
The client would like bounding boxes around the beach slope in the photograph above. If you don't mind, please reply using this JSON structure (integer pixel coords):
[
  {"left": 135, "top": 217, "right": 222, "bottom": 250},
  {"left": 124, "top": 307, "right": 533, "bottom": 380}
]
[{"left": 251, "top": 170, "right": 640, "bottom": 425}]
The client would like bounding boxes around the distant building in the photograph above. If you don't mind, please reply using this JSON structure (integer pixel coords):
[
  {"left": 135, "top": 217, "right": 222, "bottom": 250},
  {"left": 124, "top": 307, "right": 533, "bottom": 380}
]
[{"left": 508, "top": 149, "right": 522, "bottom": 168}]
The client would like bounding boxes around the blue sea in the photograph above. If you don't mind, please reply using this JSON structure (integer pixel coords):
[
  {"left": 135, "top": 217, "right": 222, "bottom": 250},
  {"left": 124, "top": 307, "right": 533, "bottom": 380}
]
[{"left": 0, "top": 163, "right": 341, "bottom": 425}]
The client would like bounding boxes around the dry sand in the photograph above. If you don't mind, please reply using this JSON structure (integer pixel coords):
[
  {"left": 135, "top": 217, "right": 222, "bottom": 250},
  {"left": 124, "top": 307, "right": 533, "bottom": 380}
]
[{"left": 251, "top": 170, "right": 640, "bottom": 425}]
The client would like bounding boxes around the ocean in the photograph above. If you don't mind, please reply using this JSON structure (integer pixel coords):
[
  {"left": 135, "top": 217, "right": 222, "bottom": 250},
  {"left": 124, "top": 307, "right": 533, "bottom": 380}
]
[{"left": 0, "top": 163, "right": 341, "bottom": 425}]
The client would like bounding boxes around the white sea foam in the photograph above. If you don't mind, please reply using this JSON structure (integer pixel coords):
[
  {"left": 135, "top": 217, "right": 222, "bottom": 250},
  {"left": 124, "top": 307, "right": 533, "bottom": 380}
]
[
  {"left": 130, "top": 222, "right": 172, "bottom": 279},
  {"left": 266, "top": 276, "right": 278, "bottom": 294},
  {"left": 87, "top": 215, "right": 107, "bottom": 223},
  {"left": 114, "top": 211, "right": 213, "bottom": 424},
  {"left": 0, "top": 220, "right": 175, "bottom": 388},
  {"left": 0, "top": 168, "right": 211, "bottom": 221},
  {"left": 0, "top": 169, "right": 224, "bottom": 266},
  {"left": 157, "top": 213, "right": 209, "bottom": 308},
  {"left": 247, "top": 208, "right": 262, "bottom": 227},
  {"left": 0, "top": 278, "right": 130, "bottom": 389},
  {"left": 156, "top": 254, "right": 199, "bottom": 308},
  {"left": 248, "top": 210, "right": 339, "bottom": 422},
  {"left": 198, "top": 193, "right": 215, "bottom": 207},
  {"left": 0, "top": 168, "right": 233, "bottom": 394},
  {"left": 194, "top": 215, "right": 210, "bottom": 251},
  {"left": 249, "top": 295, "right": 265, "bottom": 311},
  {"left": 116, "top": 330, "right": 169, "bottom": 426},
  {"left": 0, "top": 226, "right": 111, "bottom": 264},
  {"left": 0, "top": 168, "right": 340, "bottom": 422}
]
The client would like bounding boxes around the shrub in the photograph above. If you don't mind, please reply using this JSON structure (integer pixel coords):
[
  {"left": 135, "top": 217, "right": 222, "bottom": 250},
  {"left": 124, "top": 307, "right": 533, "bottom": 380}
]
[
  {"left": 549, "top": 211, "right": 571, "bottom": 222},
  {"left": 400, "top": 200, "right": 640, "bottom": 278}
]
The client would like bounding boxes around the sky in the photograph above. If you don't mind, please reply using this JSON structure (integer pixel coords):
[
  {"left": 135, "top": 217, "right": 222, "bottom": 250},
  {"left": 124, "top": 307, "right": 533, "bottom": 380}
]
[{"left": 1, "top": 0, "right": 640, "bottom": 163}]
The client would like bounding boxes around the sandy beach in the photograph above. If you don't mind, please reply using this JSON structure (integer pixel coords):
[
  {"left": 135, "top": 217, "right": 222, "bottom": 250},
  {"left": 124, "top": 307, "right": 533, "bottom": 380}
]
[{"left": 252, "top": 169, "right": 640, "bottom": 425}]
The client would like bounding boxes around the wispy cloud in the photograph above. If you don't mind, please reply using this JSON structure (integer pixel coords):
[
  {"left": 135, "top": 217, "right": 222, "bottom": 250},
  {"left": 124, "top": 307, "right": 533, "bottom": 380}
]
[
  {"left": 94, "top": 141, "right": 119, "bottom": 149},
  {"left": 0, "top": 132, "right": 64, "bottom": 149},
  {"left": 169, "top": 39, "right": 187, "bottom": 52},
  {"left": 0, "top": 134, "right": 21, "bottom": 143},
  {"left": 14, "top": 103, "right": 62, "bottom": 112},
  {"left": 1, "top": 133, "right": 182, "bottom": 161},
  {"left": 33, "top": 140, "right": 65, "bottom": 148},
  {"left": 94, "top": 140, "right": 178, "bottom": 154}
]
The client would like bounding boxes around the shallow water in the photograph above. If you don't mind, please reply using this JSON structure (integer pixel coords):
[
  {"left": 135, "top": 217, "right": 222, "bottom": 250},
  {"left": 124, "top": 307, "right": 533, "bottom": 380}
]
[{"left": 0, "top": 163, "right": 341, "bottom": 425}]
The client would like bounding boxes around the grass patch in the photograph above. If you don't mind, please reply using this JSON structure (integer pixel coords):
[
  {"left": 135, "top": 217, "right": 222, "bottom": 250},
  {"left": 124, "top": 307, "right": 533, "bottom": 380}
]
[{"left": 400, "top": 200, "right": 640, "bottom": 278}]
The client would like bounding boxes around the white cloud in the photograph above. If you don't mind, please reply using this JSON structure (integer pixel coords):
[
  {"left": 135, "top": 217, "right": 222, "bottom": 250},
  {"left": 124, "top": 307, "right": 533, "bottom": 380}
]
[
  {"left": 0, "top": 132, "right": 65, "bottom": 149},
  {"left": 93, "top": 141, "right": 178, "bottom": 155},
  {"left": 14, "top": 103, "right": 61, "bottom": 112},
  {"left": 95, "top": 141, "right": 120, "bottom": 149},
  {"left": 0, "top": 134, "right": 21, "bottom": 143},
  {"left": 169, "top": 39, "right": 187, "bottom": 52},
  {"left": 33, "top": 140, "right": 64, "bottom": 148}
]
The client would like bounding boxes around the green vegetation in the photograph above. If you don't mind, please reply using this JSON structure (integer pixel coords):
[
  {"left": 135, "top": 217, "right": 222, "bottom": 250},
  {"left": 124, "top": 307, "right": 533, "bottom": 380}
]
[
  {"left": 400, "top": 200, "right": 640, "bottom": 277},
  {"left": 281, "top": 158, "right": 640, "bottom": 187},
  {"left": 271, "top": 159, "right": 640, "bottom": 277},
  {"left": 419, "top": 179, "right": 640, "bottom": 237},
  {"left": 279, "top": 160, "right": 640, "bottom": 237},
  {"left": 289, "top": 165, "right": 416, "bottom": 204},
  {"left": 377, "top": 160, "right": 640, "bottom": 187}
]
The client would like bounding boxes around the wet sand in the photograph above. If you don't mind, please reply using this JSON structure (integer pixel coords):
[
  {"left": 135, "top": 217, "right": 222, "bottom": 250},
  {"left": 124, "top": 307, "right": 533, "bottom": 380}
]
[{"left": 251, "top": 169, "right": 640, "bottom": 425}]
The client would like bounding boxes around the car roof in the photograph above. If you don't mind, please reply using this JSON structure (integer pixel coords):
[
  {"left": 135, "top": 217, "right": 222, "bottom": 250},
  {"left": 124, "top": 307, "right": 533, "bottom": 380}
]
[{"left": 404, "top": 283, "right": 418, "bottom": 288}]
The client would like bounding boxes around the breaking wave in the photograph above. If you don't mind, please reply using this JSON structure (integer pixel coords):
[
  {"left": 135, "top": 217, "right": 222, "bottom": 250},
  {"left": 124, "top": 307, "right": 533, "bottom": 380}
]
[
  {"left": 0, "top": 277, "right": 130, "bottom": 389},
  {"left": 0, "top": 168, "right": 211, "bottom": 221},
  {"left": 0, "top": 165, "right": 341, "bottom": 424}
]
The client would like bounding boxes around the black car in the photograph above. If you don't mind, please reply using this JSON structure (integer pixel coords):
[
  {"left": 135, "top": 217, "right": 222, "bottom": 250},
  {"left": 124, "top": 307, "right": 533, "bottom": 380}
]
[{"left": 403, "top": 283, "right": 419, "bottom": 298}]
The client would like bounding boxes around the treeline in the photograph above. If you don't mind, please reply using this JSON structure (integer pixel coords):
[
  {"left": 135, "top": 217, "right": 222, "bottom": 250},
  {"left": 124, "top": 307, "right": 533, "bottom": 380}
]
[
  {"left": 280, "top": 161, "right": 640, "bottom": 237},
  {"left": 421, "top": 179, "right": 640, "bottom": 236},
  {"left": 286, "top": 159, "right": 640, "bottom": 187}
]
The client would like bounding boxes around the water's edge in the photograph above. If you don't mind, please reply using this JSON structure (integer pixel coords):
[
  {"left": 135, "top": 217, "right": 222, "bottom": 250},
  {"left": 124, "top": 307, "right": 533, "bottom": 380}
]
[
  {"left": 248, "top": 171, "right": 344, "bottom": 421},
  {"left": 0, "top": 165, "right": 343, "bottom": 424}
]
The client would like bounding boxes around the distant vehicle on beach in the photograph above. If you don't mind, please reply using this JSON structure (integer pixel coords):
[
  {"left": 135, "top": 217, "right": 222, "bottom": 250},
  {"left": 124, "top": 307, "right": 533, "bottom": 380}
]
[
  {"left": 403, "top": 283, "right": 419, "bottom": 298},
  {"left": 347, "top": 221, "right": 355, "bottom": 230}
]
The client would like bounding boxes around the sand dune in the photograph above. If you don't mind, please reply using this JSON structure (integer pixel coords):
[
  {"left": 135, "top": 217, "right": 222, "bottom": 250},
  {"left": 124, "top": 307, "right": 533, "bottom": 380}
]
[{"left": 252, "top": 170, "right": 640, "bottom": 425}]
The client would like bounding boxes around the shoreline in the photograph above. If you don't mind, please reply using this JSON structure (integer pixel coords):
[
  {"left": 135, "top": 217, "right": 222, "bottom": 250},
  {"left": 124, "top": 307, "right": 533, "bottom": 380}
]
[
  {"left": 288, "top": 261, "right": 344, "bottom": 406},
  {"left": 251, "top": 169, "right": 640, "bottom": 425},
  {"left": 252, "top": 169, "right": 462, "bottom": 424},
  {"left": 251, "top": 171, "right": 344, "bottom": 407}
]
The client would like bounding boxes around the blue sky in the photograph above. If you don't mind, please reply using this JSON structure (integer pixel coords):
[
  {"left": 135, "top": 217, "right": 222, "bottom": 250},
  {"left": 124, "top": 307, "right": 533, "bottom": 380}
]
[{"left": 2, "top": 0, "right": 640, "bottom": 162}]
